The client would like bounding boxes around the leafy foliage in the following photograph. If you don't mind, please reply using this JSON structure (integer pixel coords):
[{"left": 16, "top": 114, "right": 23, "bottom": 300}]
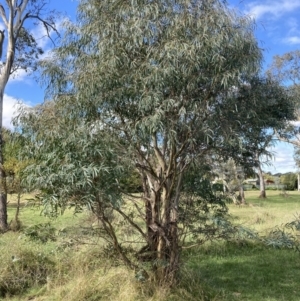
[
  {"left": 2, "top": 128, "right": 30, "bottom": 194},
  {"left": 119, "top": 168, "right": 143, "bottom": 193},
  {"left": 23, "top": 223, "right": 57, "bottom": 243},
  {"left": 17, "top": 101, "right": 123, "bottom": 217},
  {"left": 180, "top": 168, "right": 232, "bottom": 246}
]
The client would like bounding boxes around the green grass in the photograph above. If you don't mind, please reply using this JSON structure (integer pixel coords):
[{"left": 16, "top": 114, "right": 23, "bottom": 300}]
[
  {"left": 0, "top": 191, "right": 300, "bottom": 300},
  {"left": 183, "top": 190, "right": 300, "bottom": 301},
  {"left": 185, "top": 242, "right": 300, "bottom": 301},
  {"left": 228, "top": 190, "right": 300, "bottom": 234},
  {"left": 7, "top": 193, "right": 83, "bottom": 229}
]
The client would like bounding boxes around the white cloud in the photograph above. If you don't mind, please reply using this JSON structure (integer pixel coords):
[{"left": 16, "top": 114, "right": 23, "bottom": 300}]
[
  {"left": 291, "top": 120, "right": 300, "bottom": 126},
  {"left": 286, "top": 17, "right": 299, "bottom": 34},
  {"left": 283, "top": 36, "right": 300, "bottom": 45},
  {"left": 263, "top": 142, "right": 297, "bottom": 174},
  {"left": 2, "top": 94, "right": 31, "bottom": 129},
  {"left": 9, "top": 69, "right": 29, "bottom": 83},
  {"left": 246, "top": 0, "right": 300, "bottom": 20}
]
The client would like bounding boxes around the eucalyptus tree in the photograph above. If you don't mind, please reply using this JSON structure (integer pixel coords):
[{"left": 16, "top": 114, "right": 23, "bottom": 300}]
[
  {"left": 268, "top": 51, "right": 300, "bottom": 101},
  {"left": 0, "top": 0, "right": 58, "bottom": 232},
  {"left": 214, "top": 159, "right": 247, "bottom": 204},
  {"left": 224, "top": 77, "right": 295, "bottom": 198},
  {"left": 18, "top": 0, "right": 295, "bottom": 283},
  {"left": 268, "top": 51, "right": 300, "bottom": 171}
]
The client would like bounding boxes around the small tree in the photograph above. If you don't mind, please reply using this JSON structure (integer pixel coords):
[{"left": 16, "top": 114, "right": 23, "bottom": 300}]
[
  {"left": 17, "top": 0, "right": 295, "bottom": 284},
  {"left": 0, "top": 0, "right": 58, "bottom": 232},
  {"left": 2, "top": 128, "right": 29, "bottom": 230}
]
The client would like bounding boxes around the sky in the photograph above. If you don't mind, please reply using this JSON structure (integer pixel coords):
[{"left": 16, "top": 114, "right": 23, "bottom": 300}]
[{"left": 2, "top": 0, "right": 300, "bottom": 174}]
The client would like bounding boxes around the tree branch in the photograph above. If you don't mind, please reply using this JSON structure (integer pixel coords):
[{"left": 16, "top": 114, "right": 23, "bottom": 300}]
[
  {"left": 274, "top": 129, "right": 300, "bottom": 147},
  {"left": 114, "top": 207, "right": 147, "bottom": 241},
  {"left": 14, "top": 0, "right": 28, "bottom": 31},
  {"left": 153, "top": 134, "right": 166, "bottom": 172},
  {"left": 20, "top": 14, "right": 59, "bottom": 45},
  {"left": 0, "top": 5, "right": 8, "bottom": 28}
]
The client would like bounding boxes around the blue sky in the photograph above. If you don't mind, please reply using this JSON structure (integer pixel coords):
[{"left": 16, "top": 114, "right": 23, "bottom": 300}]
[{"left": 3, "top": 0, "right": 300, "bottom": 174}]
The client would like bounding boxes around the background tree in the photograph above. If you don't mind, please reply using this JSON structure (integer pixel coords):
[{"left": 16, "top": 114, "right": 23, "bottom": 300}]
[
  {"left": 213, "top": 159, "right": 247, "bottom": 204},
  {"left": 0, "top": 0, "right": 58, "bottom": 232},
  {"left": 2, "top": 127, "right": 29, "bottom": 230},
  {"left": 268, "top": 50, "right": 300, "bottom": 102},
  {"left": 216, "top": 77, "right": 294, "bottom": 199},
  {"left": 2, "top": 128, "right": 24, "bottom": 194},
  {"left": 268, "top": 51, "right": 300, "bottom": 165},
  {"left": 280, "top": 173, "right": 297, "bottom": 191},
  {"left": 17, "top": 0, "right": 295, "bottom": 284},
  {"left": 256, "top": 153, "right": 267, "bottom": 198}
]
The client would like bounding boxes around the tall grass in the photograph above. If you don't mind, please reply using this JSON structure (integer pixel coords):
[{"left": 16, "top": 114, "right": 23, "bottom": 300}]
[{"left": 1, "top": 191, "right": 300, "bottom": 300}]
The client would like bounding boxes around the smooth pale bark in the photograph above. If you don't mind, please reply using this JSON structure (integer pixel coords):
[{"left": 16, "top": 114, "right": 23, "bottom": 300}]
[
  {"left": 257, "top": 164, "right": 266, "bottom": 198},
  {"left": 0, "top": 44, "right": 14, "bottom": 232},
  {"left": 0, "top": 1, "right": 18, "bottom": 231}
]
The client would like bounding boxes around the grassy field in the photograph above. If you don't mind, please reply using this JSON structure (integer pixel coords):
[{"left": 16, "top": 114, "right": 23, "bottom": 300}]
[
  {"left": 229, "top": 190, "right": 300, "bottom": 234},
  {"left": 0, "top": 190, "right": 300, "bottom": 300}
]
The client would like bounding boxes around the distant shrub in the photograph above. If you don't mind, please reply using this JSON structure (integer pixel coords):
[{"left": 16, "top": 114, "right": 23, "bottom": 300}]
[
  {"left": 280, "top": 173, "right": 297, "bottom": 191},
  {"left": 242, "top": 184, "right": 253, "bottom": 191},
  {"left": 265, "top": 186, "right": 278, "bottom": 190}
]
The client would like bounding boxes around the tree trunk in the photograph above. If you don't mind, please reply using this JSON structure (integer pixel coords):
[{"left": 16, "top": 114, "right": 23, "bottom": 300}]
[
  {"left": 257, "top": 164, "right": 266, "bottom": 199},
  {"left": 238, "top": 185, "right": 246, "bottom": 204},
  {"left": 0, "top": 37, "right": 14, "bottom": 232},
  {"left": 143, "top": 176, "right": 180, "bottom": 285},
  {"left": 137, "top": 136, "right": 181, "bottom": 285},
  {"left": 0, "top": 88, "right": 7, "bottom": 232}
]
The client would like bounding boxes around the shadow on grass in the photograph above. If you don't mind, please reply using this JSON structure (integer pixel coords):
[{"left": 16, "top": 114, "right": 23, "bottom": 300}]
[{"left": 185, "top": 242, "right": 300, "bottom": 301}]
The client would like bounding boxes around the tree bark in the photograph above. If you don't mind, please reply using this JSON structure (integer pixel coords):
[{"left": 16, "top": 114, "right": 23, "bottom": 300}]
[
  {"left": 0, "top": 10, "right": 15, "bottom": 232},
  {"left": 257, "top": 163, "right": 266, "bottom": 198},
  {"left": 0, "top": 60, "right": 11, "bottom": 232},
  {"left": 0, "top": 7, "right": 14, "bottom": 231},
  {"left": 238, "top": 185, "right": 246, "bottom": 204},
  {"left": 0, "top": 88, "right": 7, "bottom": 232},
  {"left": 142, "top": 171, "right": 180, "bottom": 284}
]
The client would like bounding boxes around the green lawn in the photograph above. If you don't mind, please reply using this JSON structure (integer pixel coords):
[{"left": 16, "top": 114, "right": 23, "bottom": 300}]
[{"left": 184, "top": 190, "right": 300, "bottom": 301}]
